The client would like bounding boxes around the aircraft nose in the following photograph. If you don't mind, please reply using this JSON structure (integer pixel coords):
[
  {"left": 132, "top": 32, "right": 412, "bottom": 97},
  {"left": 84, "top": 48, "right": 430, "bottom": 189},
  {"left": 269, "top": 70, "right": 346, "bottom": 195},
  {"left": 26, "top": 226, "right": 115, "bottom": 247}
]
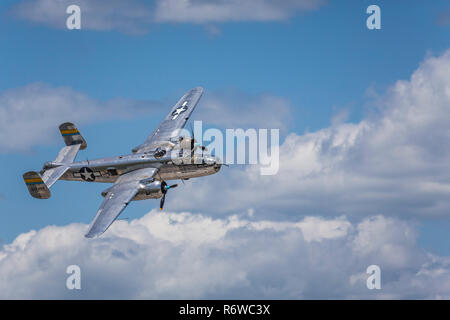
[
  {"left": 203, "top": 156, "right": 215, "bottom": 165},
  {"left": 203, "top": 156, "right": 222, "bottom": 172}
]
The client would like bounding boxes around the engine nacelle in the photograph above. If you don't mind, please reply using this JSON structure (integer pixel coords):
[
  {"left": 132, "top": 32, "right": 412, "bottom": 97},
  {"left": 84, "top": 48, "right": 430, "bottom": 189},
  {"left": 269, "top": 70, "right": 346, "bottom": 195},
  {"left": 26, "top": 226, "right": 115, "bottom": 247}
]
[
  {"left": 133, "top": 181, "right": 164, "bottom": 201},
  {"left": 101, "top": 180, "right": 172, "bottom": 201}
]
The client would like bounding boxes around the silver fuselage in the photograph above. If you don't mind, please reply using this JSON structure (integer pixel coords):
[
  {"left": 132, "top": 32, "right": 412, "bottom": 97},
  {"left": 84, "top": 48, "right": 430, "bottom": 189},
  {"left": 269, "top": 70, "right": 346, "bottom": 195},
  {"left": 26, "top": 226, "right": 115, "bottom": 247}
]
[{"left": 44, "top": 152, "right": 221, "bottom": 183}]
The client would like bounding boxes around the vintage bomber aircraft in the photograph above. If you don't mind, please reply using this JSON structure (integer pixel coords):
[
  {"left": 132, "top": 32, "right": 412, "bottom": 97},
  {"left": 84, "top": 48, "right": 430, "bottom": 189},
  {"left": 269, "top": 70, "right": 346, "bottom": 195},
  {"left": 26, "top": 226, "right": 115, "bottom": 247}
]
[{"left": 23, "top": 87, "right": 221, "bottom": 238}]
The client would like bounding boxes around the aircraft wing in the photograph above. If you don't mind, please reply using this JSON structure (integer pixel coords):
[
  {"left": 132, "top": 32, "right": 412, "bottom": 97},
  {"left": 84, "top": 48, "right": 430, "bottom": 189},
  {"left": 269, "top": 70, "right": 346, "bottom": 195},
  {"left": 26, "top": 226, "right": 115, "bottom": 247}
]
[
  {"left": 85, "top": 167, "right": 159, "bottom": 238},
  {"left": 132, "top": 87, "right": 203, "bottom": 153}
]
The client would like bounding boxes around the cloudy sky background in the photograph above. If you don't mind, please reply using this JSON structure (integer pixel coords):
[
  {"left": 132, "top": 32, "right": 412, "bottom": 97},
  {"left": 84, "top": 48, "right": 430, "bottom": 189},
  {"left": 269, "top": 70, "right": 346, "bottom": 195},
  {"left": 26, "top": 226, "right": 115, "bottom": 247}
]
[{"left": 1, "top": 0, "right": 450, "bottom": 298}]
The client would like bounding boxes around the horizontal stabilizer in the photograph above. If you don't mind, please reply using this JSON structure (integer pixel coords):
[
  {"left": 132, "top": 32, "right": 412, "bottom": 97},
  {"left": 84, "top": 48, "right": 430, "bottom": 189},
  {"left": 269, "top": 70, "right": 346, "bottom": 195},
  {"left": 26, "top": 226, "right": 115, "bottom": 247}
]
[
  {"left": 59, "top": 122, "right": 87, "bottom": 149},
  {"left": 42, "top": 165, "right": 70, "bottom": 188},
  {"left": 23, "top": 171, "right": 50, "bottom": 199},
  {"left": 40, "top": 143, "right": 81, "bottom": 188},
  {"left": 54, "top": 144, "right": 81, "bottom": 164}
]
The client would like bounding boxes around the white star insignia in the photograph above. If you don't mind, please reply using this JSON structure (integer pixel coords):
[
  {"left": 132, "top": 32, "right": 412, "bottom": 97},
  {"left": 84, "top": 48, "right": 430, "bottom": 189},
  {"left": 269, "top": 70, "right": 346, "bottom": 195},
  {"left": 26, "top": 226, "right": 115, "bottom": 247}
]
[
  {"left": 171, "top": 105, "right": 187, "bottom": 120},
  {"left": 80, "top": 168, "right": 95, "bottom": 181}
]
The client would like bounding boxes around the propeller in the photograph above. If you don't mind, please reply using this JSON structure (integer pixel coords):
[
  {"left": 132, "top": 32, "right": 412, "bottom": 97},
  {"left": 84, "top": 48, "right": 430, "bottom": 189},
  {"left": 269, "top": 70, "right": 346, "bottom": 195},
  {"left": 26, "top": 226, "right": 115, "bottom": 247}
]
[{"left": 159, "top": 181, "right": 178, "bottom": 210}]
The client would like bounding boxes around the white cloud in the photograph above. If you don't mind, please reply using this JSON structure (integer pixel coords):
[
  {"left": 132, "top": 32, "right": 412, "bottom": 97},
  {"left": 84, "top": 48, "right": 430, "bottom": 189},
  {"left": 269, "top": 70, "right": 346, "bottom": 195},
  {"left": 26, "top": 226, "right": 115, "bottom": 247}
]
[
  {"left": 0, "top": 83, "right": 290, "bottom": 152},
  {"left": 153, "top": 0, "right": 326, "bottom": 24},
  {"left": 10, "top": 0, "right": 326, "bottom": 33},
  {"left": 10, "top": 0, "right": 153, "bottom": 34},
  {"left": 0, "top": 83, "right": 161, "bottom": 152},
  {"left": 0, "top": 211, "right": 449, "bottom": 299},
  {"left": 164, "top": 50, "right": 450, "bottom": 219}
]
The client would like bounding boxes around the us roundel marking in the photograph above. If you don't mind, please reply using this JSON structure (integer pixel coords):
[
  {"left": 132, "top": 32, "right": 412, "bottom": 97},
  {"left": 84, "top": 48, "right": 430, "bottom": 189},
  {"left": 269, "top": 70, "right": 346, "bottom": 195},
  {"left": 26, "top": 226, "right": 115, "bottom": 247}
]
[
  {"left": 171, "top": 102, "right": 188, "bottom": 120},
  {"left": 79, "top": 167, "right": 95, "bottom": 182}
]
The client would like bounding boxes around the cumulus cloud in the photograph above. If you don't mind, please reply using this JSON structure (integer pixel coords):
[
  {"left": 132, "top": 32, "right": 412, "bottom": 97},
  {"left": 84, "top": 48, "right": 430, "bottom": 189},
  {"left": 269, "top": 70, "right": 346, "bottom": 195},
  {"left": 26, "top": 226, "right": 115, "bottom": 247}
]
[
  {"left": 0, "top": 211, "right": 449, "bottom": 299},
  {"left": 168, "top": 50, "right": 450, "bottom": 219},
  {"left": 0, "top": 83, "right": 162, "bottom": 152},
  {"left": 10, "top": 0, "right": 326, "bottom": 33}
]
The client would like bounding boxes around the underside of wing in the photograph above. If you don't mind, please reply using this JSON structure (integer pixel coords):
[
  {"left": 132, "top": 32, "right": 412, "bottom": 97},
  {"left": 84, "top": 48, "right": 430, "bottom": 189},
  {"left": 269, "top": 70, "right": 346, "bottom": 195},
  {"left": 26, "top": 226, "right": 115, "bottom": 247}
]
[
  {"left": 132, "top": 87, "right": 203, "bottom": 153},
  {"left": 84, "top": 184, "right": 138, "bottom": 238},
  {"left": 85, "top": 167, "right": 159, "bottom": 238}
]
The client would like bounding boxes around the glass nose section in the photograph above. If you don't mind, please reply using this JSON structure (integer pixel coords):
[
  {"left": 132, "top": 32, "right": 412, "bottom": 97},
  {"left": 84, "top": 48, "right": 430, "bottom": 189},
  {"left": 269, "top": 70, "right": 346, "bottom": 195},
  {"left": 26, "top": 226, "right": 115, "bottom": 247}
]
[
  {"left": 203, "top": 156, "right": 222, "bottom": 165},
  {"left": 204, "top": 156, "right": 223, "bottom": 165},
  {"left": 203, "top": 156, "right": 215, "bottom": 165}
]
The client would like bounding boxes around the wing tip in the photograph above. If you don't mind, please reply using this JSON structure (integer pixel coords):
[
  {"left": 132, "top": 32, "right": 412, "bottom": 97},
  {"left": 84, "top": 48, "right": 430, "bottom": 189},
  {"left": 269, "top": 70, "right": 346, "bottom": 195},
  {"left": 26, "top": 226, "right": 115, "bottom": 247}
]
[
  {"left": 84, "top": 231, "right": 100, "bottom": 239},
  {"left": 84, "top": 226, "right": 104, "bottom": 239},
  {"left": 192, "top": 86, "right": 204, "bottom": 93}
]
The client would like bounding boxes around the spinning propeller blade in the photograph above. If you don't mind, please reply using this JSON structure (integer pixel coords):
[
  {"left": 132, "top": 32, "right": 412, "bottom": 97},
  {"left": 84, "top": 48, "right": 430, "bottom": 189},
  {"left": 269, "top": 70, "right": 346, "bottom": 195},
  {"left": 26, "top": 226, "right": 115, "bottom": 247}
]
[
  {"left": 159, "top": 182, "right": 178, "bottom": 211},
  {"left": 159, "top": 194, "right": 166, "bottom": 211}
]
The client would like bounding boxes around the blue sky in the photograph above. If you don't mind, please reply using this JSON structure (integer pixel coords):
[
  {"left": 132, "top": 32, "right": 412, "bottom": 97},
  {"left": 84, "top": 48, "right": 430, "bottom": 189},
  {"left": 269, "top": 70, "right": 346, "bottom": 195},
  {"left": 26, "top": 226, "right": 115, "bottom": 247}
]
[
  {"left": 1, "top": 0, "right": 450, "bottom": 299},
  {"left": 0, "top": 0, "right": 448, "bottom": 245}
]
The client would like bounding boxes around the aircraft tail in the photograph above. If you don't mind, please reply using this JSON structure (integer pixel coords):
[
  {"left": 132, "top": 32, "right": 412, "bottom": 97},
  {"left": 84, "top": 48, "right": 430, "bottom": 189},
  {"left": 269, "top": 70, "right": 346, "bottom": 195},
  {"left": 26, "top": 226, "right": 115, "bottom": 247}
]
[
  {"left": 24, "top": 164, "right": 71, "bottom": 198},
  {"left": 59, "top": 122, "right": 87, "bottom": 149},
  {"left": 23, "top": 171, "right": 51, "bottom": 199},
  {"left": 23, "top": 122, "right": 86, "bottom": 198}
]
